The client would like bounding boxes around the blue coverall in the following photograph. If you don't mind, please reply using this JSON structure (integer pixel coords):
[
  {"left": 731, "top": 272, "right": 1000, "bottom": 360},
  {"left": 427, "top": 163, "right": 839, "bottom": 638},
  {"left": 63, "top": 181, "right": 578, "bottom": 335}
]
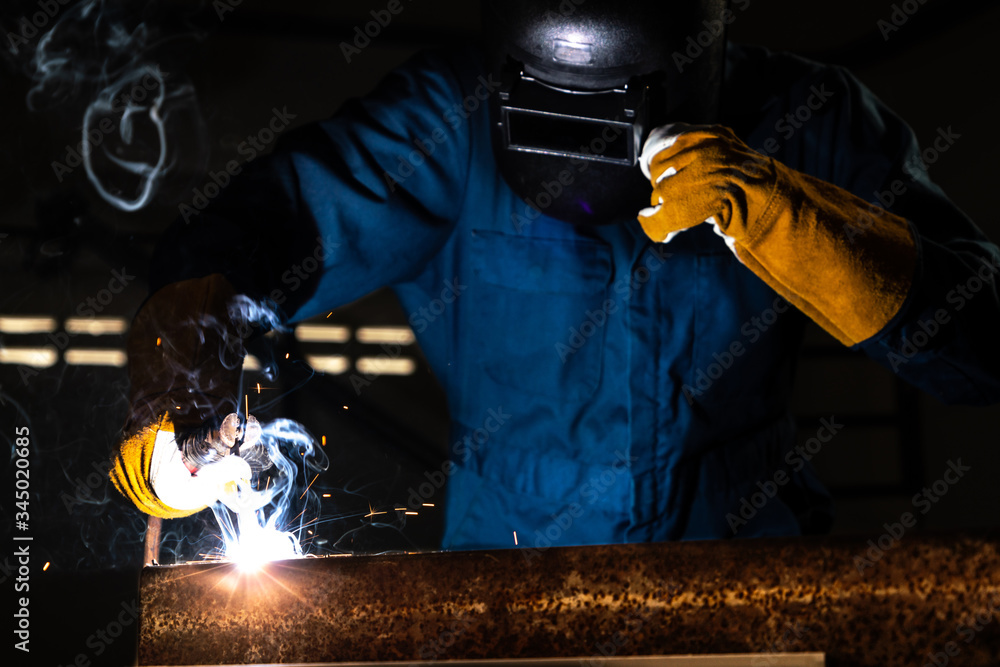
[{"left": 155, "top": 43, "right": 1000, "bottom": 549}]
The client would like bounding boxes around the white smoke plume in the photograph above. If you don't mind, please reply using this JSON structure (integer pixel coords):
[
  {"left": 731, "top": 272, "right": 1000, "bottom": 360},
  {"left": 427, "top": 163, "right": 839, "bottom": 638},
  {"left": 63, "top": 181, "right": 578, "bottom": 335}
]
[{"left": 22, "top": 0, "right": 204, "bottom": 211}]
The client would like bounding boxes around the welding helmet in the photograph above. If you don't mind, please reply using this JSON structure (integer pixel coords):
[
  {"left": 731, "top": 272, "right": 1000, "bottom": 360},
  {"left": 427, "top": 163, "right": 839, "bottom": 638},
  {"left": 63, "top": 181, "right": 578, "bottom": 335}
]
[{"left": 483, "top": 0, "right": 728, "bottom": 225}]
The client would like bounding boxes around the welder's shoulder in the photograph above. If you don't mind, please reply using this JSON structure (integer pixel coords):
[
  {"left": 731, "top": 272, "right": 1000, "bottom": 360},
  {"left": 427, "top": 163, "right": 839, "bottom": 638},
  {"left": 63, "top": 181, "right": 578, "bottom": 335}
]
[
  {"left": 725, "top": 42, "right": 858, "bottom": 114},
  {"left": 383, "top": 43, "right": 490, "bottom": 100}
]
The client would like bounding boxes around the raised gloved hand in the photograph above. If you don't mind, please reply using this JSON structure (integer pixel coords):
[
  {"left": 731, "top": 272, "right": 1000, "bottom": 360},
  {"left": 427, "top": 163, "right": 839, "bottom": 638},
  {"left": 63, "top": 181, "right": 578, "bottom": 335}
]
[
  {"left": 109, "top": 274, "right": 269, "bottom": 518},
  {"left": 637, "top": 124, "right": 916, "bottom": 346},
  {"left": 112, "top": 412, "right": 266, "bottom": 517}
]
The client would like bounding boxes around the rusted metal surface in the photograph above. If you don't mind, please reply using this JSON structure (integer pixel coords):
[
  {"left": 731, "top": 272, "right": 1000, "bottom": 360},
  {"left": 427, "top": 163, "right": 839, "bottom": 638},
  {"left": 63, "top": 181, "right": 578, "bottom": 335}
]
[{"left": 139, "top": 532, "right": 1000, "bottom": 666}]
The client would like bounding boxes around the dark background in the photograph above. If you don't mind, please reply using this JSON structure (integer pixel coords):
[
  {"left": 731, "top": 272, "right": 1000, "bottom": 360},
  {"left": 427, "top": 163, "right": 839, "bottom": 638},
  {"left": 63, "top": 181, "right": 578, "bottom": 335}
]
[{"left": 2, "top": 1, "right": 998, "bottom": 665}]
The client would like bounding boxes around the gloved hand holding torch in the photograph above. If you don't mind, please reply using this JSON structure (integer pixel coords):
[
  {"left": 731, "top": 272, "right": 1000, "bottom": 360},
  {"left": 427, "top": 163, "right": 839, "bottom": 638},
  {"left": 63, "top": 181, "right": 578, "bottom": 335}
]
[
  {"left": 109, "top": 274, "right": 270, "bottom": 518},
  {"left": 637, "top": 124, "right": 917, "bottom": 346}
]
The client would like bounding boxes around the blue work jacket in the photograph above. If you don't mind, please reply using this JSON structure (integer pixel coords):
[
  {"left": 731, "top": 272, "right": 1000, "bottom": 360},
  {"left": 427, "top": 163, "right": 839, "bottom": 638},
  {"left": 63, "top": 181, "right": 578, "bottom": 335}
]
[{"left": 157, "top": 43, "right": 1000, "bottom": 549}]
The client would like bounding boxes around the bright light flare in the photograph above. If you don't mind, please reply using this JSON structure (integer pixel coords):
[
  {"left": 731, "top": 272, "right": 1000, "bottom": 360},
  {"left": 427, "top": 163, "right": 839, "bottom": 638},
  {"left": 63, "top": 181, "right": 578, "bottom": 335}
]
[
  {"left": 208, "top": 415, "right": 329, "bottom": 572},
  {"left": 227, "top": 523, "right": 300, "bottom": 572}
]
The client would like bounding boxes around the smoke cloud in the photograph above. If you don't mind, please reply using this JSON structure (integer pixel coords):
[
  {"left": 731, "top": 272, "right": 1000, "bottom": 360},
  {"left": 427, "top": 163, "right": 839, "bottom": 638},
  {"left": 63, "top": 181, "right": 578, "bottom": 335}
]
[{"left": 20, "top": 0, "right": 205, "bottom": 211}]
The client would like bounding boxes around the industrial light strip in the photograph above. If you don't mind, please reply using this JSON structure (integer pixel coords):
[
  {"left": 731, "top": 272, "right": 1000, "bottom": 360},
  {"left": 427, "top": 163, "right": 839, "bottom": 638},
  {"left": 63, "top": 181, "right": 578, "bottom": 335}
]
[
  {"left": 64, "top": 349, "right": 128, "bottom": 366},
  {"left": 294, "top": 324, "right": 352, "bottom": 343},
  {"left": 355, "top": 326, "right": 415, "bottom": 345},
  {"left": 65, "top": 317, "right": 129, "bottom": 335},
  {"left": 0, "top": 316, "right": 416, "bottom": 344},
  {"left": 0, "top": 348, "right": 416, "bottom": 374},
  {"left": 0, "top": 317, "right": 417, "bottom": 374},
  {"left": 0, "top": 316, "right": 59, "bottom": 334}
]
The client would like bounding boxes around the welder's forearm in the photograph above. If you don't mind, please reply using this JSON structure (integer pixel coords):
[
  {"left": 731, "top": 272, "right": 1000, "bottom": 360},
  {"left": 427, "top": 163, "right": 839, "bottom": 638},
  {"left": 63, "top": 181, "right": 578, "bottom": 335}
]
[
  {"left": 857, "top": 235, "right": 1000, "bottom": 405},
  {"left": 151, "top": 53, "right": 475, "bottom": 324},
  {"left": 150, "top": 146, "right": 325, "bottom": 323},
  {"left": 830, "top": 153, "right": 1000, "bottom": 406},
  {"left": 732, "top": 165, "right": 917, "bottom": 347}
]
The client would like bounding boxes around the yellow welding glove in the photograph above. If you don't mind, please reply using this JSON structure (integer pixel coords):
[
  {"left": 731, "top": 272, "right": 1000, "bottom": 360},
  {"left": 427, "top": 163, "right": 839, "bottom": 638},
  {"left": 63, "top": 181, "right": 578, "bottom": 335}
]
[
  {"left": 109, "top": 274, "right": 252, "bottom": 518},
  {"left": 111, "top": 414, "right": 199, "bottom": 519},
  {"left": 637, "top": 124, "right": 916, "bottom": 346},
  {"left": 110, "top": 413, "right": 256, "bottom": 519}
]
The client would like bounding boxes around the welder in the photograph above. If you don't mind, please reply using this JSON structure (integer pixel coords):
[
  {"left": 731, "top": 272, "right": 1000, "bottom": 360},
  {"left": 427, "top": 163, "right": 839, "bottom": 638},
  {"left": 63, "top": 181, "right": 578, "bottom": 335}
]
[{"left": 110, "top": 0, "right": 1000, "bottom": 547}]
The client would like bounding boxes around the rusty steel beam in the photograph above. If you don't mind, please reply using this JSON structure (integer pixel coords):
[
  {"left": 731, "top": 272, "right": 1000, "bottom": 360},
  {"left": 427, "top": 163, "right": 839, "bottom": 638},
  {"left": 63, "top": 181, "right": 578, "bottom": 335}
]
[{"left": 139, "top": 532, "right": 1000, "bottom": 666}]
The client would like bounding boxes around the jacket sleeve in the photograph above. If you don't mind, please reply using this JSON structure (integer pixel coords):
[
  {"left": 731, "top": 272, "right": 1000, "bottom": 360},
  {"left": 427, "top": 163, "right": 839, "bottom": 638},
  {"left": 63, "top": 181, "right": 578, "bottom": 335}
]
[
  {"left": 150, "top": 48, "right": 476, "bottom": 323},
  {"left": 821, "top": 66, "right": 1000, "bottom": 406}
]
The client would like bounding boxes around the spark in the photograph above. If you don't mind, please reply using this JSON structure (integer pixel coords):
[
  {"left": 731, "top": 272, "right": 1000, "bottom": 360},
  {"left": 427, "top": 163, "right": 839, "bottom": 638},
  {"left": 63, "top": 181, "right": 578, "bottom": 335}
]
[
  {"left": 342, "top": 405, "right": 349, "bottom": 410},
  {"left": 405, "top": 511, "right": 418, "bottom": 516},
  {"left": 394, "top": 507, "right": 406, "bottom": 511},
  {"left": 155, "top": 337, "right": 161, "bottom": 346},
  {"left": 257, "top": 382, "right": 261, "bottom": 394},
  {"left": 321, "top": 435, "right": 326, "bottom": 446},
  {"left": 326, "top": 312, "right": 332, "bottom": 318},
  {"left": 365, "top": 503, "right": 387, "bottom": 518},
  {"left": 422, "top": 503, "right": 435, "bottom": 507},
  {"left": 322, "top": 493, "right": 331, "bottom": 498},
  {"left": 285, "top": 353, "right": 290, "bottom": 359},
  {"left": 513, "top": 531, "right": 518, "bottom": 545},
  {"left": 299, "top": 473, "right": 320, "bottom": 499},
  {"left": 43, "top": 561, "right": 50, "bottom": 571}
]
